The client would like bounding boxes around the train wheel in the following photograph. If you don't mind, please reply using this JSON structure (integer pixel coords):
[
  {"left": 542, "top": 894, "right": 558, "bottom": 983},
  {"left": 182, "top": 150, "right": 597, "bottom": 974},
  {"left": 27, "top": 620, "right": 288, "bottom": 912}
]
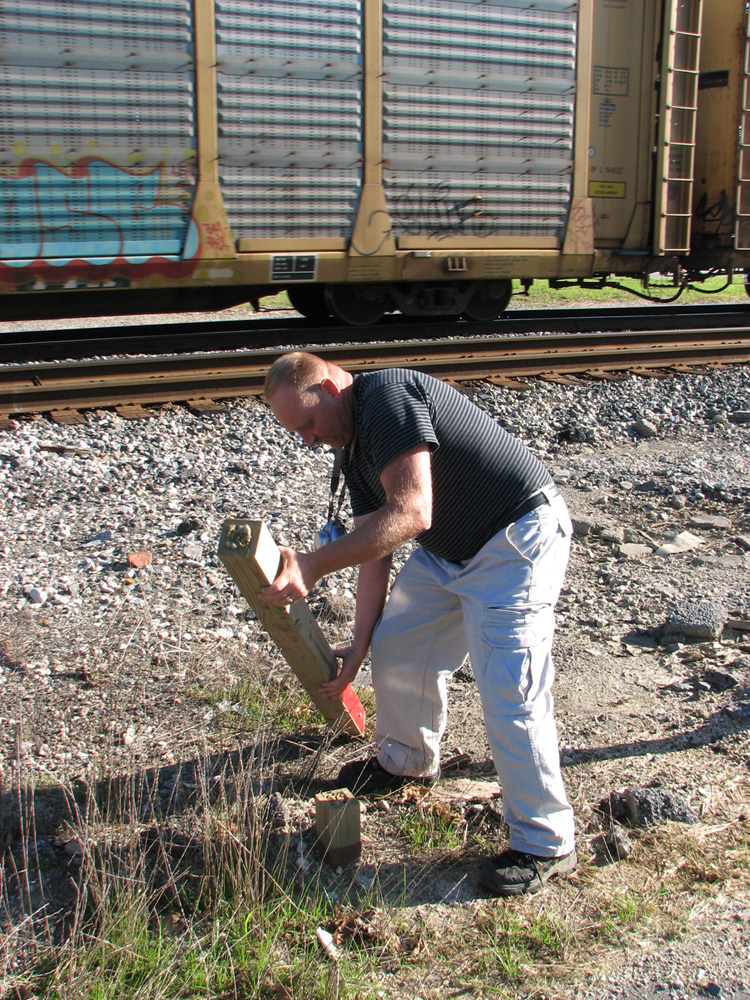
[
  {"left": 325, "top": 284, "right": 388, "bottom": 325},
  {"left": 462, "top": 280, "right": 513, "bottom": 320},
  {"left": 286, "top": 284, "right": 333, "bottom": 322}
]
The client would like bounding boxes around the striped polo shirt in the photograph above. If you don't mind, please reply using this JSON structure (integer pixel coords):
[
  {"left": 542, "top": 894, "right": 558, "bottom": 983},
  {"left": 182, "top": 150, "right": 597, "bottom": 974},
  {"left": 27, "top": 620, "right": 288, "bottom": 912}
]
[{"left": 343, "top": 369, "right": 552, "bottom": 563}]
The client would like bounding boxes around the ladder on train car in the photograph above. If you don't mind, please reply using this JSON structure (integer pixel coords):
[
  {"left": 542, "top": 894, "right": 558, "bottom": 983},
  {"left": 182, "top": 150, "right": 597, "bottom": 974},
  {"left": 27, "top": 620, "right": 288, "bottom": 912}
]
[
  {"left": 736, "top": 5, "right": 750, "bottom": 249},
  {"left": 653, "top": 0, "right": 703, "bottom": 255}
]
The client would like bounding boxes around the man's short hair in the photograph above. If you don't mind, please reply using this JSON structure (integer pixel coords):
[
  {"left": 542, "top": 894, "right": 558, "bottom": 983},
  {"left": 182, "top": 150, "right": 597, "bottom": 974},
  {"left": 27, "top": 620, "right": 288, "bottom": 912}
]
[{"left": 263, "top": 351, "right": 327, "bottom": 403}]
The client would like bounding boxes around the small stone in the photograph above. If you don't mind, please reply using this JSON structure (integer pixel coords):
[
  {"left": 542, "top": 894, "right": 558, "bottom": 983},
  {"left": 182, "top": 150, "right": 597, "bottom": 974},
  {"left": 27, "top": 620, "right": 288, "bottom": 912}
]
[
  {"left": 26, "top": 587, "right": 48, "bottom": 605},
  {"left": 122, "top": 726, "right": 136, "bottom": 746},
  {"left": 664, "top": 599, "right": 728, "bottom": 641},
  {"left": 655, "top": 531, "right": 705, "bottom": 556},
  {"left": 633, "top": 418, "right": 658, "bottom": 438},
  {"left": 177, "top": 516, "right": 205, "bottom": 536},
  {"left": 688, "top": 514, "right": 732, "bottom": 530},
  {"left": 600, "top": 526, "right": 625, "bottom": 544},
  {"left": 127, "top": 551, "right": 152, "bottom": 568},
  {"left": 619, "top": 543, "right": 652, "bottom": 559},
  {"left": 593, "top": 823, "right": 633, "bottom": 861},
  {"left": 729, "top": 410, "right": 750, "bottom": 424}
]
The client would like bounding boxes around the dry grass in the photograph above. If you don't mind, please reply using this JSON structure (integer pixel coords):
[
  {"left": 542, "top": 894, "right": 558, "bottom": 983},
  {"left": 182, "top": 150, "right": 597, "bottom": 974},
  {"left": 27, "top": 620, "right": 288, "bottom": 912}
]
[{"left": 1, "top": 606, "right": 749, "bottom": 999}]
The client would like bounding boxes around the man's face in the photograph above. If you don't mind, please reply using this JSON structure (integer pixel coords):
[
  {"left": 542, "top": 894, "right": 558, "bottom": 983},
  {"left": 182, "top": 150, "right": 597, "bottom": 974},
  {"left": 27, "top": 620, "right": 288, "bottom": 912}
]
[{"left": 269, "top": 380, "right": 352, "bottom": 449}]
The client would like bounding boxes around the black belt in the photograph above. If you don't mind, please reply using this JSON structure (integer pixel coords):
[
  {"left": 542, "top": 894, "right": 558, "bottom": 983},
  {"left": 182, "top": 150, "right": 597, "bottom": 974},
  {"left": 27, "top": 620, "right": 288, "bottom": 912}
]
[{"left": 502, "top": 483, "right": 560, "bottom": 529}]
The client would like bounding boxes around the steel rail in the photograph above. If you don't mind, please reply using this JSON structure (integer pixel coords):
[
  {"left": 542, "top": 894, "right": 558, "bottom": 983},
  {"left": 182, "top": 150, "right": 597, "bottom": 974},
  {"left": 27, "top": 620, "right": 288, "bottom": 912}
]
[
  {"left": 1, "top": 325, "right": 750, "bottom": 417},
  {"left": 2, "top": 302, "right": 749, "bottom": 364}
]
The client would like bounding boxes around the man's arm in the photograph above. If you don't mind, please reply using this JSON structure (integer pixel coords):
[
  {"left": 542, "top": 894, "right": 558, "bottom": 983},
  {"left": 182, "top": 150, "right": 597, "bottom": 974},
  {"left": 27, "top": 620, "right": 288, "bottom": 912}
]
[
  {"left": 318, "top": 529, "right": 392, "bottom": 698},
  {"left": 258, "top": 443, "right": 432, "bottom": 606}
]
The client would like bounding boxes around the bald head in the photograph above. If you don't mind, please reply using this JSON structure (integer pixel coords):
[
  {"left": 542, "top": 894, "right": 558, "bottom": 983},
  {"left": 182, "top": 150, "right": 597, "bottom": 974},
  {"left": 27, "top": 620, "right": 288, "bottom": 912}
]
[
  {"left": 263, "top": 351, "right": 355, "bottom": 449},
  {"left": 263, "top": 351, "right": 330, "bottom": 404}
]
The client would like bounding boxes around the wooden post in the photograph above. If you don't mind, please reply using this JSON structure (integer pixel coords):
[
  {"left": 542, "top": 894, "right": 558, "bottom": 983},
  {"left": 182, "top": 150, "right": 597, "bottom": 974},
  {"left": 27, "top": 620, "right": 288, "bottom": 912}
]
[
  {"left": 217, "top": 519, "right": 365, "bottom": 736},
  {"left": 315, "top": 789, "right": 362, "bottom": 866}
]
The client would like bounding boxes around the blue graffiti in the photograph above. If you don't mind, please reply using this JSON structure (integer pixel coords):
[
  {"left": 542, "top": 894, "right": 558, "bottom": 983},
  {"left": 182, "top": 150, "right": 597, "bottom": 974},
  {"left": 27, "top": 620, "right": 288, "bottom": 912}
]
[{"left": 0, "top": 159, "right": 194, "bottom": 264}]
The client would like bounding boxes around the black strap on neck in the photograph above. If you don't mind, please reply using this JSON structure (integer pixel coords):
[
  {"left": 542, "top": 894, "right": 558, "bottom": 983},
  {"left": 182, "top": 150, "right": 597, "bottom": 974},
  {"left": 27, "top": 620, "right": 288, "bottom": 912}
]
[{"left": 327, "top": 448, "right": 347, "bottom": 523}]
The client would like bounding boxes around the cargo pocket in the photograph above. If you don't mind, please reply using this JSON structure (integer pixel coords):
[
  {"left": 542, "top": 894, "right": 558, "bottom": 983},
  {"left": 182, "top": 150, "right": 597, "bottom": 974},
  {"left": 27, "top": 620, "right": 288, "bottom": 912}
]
[{"left": 477, "top": 606, "right": 554, "bottom": 706}]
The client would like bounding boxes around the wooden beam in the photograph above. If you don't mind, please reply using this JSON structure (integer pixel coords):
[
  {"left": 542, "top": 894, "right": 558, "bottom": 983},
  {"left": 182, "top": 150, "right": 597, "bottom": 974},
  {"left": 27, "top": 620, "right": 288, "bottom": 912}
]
[{"left": 217, "top": 519, "right": 365, "bottom": 736}]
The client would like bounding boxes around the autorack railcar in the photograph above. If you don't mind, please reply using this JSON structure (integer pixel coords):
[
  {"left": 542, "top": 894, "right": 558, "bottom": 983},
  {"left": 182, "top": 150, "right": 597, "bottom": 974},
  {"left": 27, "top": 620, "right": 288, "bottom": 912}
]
[{"left": 1, "top": 0, "right": 748, "bottom": 325}]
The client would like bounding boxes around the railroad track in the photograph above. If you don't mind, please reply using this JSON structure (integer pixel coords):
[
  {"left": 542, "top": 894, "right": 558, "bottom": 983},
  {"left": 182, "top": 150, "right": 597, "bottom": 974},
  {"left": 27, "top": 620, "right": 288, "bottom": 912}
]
[
  {"left": 2, "top": 302, "right": 749, "bottom": 363},
  {"left": 2, "top": 324, "right": 750, "bottom": 420}
]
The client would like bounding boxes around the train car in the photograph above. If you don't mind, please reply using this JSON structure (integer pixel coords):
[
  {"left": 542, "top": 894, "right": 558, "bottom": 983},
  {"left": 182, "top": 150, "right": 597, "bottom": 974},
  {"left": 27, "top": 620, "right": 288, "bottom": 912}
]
[{"left": 1, "top": 0, "right": 748, "bottom": 325}]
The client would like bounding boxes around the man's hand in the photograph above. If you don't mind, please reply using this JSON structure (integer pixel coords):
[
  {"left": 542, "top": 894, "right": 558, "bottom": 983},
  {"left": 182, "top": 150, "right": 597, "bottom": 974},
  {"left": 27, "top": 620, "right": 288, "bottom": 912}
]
[
  {"left": 257, "top": 546, "right": 320, "bottom": 606},
  {"left": 319, "top": 641, "right": 368, "bottom": 699}
]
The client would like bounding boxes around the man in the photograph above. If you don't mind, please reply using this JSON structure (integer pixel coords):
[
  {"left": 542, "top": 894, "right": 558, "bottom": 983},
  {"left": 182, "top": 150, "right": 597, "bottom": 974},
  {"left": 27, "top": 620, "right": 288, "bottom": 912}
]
[{"left": 258, "top": 350, "right": 576, "bottom": 896}]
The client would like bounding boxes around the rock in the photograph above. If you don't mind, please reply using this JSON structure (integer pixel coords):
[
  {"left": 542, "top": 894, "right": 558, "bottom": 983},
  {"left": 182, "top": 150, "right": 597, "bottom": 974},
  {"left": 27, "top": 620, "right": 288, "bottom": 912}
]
[
  {"left": 729, "top": 410, "right": 750, "bottom": 424},
  {"left": 663, "top": 599, "right": 728, "bottom": 641},
  {"left": 655, "top": 531, "right": 705, "bottom": 556},
  {"left": 595, "top": 823, "right": 634, "bottom": 861},
  {"left": 633, "top": 418, "right": 658, "bottom": 438},
  {"left": 177, "top": 516, "right": 205, "bottom": 536},
  {"left": 735, "top": 535, "right": 750, "bottom": 552},
  {"left": 607, "top": 787, "right": 699, "bottom": 828},
  {"left": 572, "top": 518, "right": 593, "bottom": 536},
  {"left": 619, "top": 543, "right": 653, "bottom": 559},
  {"left": 26, "top": 586, "right": 48, "bottom": 605},
  {"left": 127, "top": 551, "right": 152, "bottom": 568},
  {"left": 688, "top": 514, "right": 732, "bottom": 530},
  {"left": 701, "top": 669, "right": 739, "bottom": 691},
  {"left": 557, "top": 424, "right": 590, "bottom": 443},
  {"left": 600, "top": 526, "right": 625, "bottom": 544},
  {"left": 631, "top": 478, "right": 658, "bottom": 492}
]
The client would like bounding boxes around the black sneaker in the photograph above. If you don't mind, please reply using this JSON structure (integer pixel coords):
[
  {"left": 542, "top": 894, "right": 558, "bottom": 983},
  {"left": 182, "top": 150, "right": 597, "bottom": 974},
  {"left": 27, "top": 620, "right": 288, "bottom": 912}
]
[
  {"left": 337, "top": 755, "right": 438, "bottom": 796},
  {"left": 479, "top": 847, "right": 577, "bottom": 896}
]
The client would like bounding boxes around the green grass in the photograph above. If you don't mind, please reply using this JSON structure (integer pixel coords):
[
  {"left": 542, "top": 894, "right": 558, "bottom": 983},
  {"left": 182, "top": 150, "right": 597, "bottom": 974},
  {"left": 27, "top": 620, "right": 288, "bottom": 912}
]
[
  {"left": 185, "top": 667, "right": 316, "bottom": 735},
  {"left": 508, "top": 273, "right": 748, "bottom": 309},
  {"left": 465, "top": 908, "right": 571, "bottom": 986},
  {"left": 397, "top": 802, "right": 467, "bottom": 857}
]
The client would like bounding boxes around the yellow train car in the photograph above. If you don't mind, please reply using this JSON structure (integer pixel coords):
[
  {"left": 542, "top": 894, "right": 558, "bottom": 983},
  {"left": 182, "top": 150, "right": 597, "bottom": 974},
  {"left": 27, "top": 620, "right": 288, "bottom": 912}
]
[{"left": 1, "top": 0, "right": 748, "bottom": 324}]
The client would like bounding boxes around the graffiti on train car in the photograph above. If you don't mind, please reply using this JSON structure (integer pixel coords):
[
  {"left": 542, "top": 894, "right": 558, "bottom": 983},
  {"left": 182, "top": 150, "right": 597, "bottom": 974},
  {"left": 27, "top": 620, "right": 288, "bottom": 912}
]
[
  {"left": 393, "top": 179, "right": 499, "bottom": 240},
  {"left": 693, "top": 188, "right": 734, "bottom": 234},
  {"left": 0, "top": 157, "right": 200, "bottom": 283}
]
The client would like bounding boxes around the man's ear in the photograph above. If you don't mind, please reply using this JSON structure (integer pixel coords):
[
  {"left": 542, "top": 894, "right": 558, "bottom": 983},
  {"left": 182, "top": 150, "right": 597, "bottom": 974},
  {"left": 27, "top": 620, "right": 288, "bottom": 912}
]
[{"left": 319, "top": 377, "right": 340, "bottom": 398}]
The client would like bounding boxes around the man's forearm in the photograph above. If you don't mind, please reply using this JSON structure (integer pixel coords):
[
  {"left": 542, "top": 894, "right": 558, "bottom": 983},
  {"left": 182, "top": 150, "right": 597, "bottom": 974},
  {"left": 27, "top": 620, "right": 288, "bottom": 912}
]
[
  {"left": 311, "top": 499, "right": 426, "bottom": 579},
  {"left": 351, "top": 555, "right": 392, "bottom": 654}
]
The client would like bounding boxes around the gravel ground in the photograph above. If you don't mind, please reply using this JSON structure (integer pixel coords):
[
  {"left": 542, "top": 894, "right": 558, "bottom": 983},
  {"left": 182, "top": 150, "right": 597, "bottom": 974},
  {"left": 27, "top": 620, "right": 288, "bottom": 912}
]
[{"left": 1, "top": 315, "right": 749, "bottom": 997}]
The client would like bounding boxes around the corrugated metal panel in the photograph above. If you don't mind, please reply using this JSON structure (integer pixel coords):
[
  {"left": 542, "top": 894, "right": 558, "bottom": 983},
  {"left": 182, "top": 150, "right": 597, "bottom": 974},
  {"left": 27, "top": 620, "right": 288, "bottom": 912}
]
[
  {"left": 382, "top": 0, "right": 578, "bottom": 242},
  {"left": 0, "top": 1, "right": 196, "bottom": 262},
  {"left": 215, "top": 0, "right": 363, "bottom": 241}
]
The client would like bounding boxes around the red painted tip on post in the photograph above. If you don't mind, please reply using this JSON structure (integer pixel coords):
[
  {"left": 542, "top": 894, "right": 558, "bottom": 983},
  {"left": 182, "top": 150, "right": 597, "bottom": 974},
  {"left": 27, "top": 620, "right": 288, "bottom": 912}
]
[{"left": 340, "top": 684, "right": 366, "bottom": 736}]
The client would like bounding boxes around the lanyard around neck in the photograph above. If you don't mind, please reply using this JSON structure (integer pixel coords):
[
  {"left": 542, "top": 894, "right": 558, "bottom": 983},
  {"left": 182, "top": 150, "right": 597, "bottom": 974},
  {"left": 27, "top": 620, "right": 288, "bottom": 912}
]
[{"left": 327, "top": 448, "right": 347, "bottom": 523}]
